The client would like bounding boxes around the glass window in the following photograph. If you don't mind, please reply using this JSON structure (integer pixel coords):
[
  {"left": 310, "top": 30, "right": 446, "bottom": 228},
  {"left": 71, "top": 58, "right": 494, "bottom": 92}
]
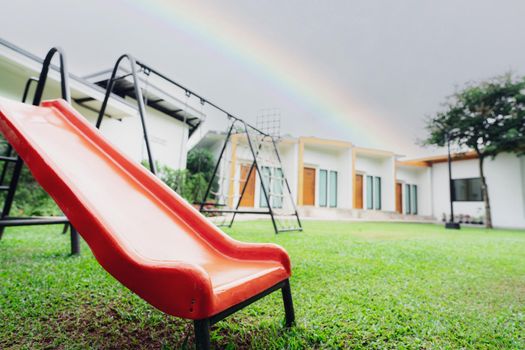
[
  {"left": 374, "top": 177, "right": 381, "bottom": 210},
  {"left": 319, "top": 169, "right": 328, "bottom": 207},
  {"left": 329, "top": 171, "right": 338, "bottom": 208},
  {"left": 272, "top": 168, "right": 284, "bottom": 208},
  {"left": 452, "top": 178, "right": 482, "bottom": 202},
  {"left": 404, "top": 184, "right": 411, "bottom": 214},
  {"left": 366, "top": 175, "right": 373, "bottom": 209},
  {"left": 259, "top": 166, "right": 271, "bottom": 208},
  {"left": 411, "top": 184, "right": 418, "bottom": 215}
]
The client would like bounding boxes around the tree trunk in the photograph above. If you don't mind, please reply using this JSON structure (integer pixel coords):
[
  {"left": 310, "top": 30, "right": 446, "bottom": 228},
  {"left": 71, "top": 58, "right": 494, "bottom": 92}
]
[{"left": 478, "top": 155, "right": 493, "bottom": 228}]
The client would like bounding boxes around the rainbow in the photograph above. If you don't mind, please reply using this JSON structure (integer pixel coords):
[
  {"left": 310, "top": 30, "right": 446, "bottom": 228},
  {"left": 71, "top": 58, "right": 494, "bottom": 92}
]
[{"left": 123, "top": 0, "right": 413, "bottom": 153}]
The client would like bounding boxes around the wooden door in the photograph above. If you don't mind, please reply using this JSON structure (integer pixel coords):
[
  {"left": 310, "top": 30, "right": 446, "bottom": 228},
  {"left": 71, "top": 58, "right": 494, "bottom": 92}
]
[
  {"left": 354, "top": 174, "right": 363, "bottom": 209},
  {"left": 303, "top": 167, "right": 316, "bottom": 206},
  {"left": 395, "top": 183, "right": 403, "bottom": 213},
  {"left": 239, "top": 164, "right": 255, "bottom": 207}
]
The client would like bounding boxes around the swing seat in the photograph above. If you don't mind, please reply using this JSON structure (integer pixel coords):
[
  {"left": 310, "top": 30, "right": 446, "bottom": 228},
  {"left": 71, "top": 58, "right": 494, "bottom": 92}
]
[{"left": 0, "top": 98, "right": 294, "bottom": 346}]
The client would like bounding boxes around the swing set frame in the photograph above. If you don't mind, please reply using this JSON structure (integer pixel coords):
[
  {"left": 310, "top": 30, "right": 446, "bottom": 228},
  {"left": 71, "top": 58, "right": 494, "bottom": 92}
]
[
  {"left": 94, "top": 53, "right": 302, "bottom": 235},
  {"left": 197, "top": 118, "right": 302, "bottom": 234}
]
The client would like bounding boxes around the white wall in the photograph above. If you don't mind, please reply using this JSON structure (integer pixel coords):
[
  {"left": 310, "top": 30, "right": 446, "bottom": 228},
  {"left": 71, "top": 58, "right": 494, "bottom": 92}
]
[
  {"left": 396, "top": 166, "right": 432, "bottom": 216},
  {"left": 303, "top": 144, "right": 349, "bottom": 208},
  {"left": 431, "top": 153, "right": 525, "bottom": 228},
  {"left": 355, "top": 154, "right": 395, "bottom": 211}
]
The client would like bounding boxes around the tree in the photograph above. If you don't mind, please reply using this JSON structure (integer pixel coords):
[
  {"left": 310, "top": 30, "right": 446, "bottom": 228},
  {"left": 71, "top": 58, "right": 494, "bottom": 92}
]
[
  {"left": 141, "top": 148, "right": 218, "bottom": 204},
  {"left": 186, "top": 148, "right": 216, "bottom": 181},
  {"left": 424, "top": 74, "right": 525, "bottom": 228}
]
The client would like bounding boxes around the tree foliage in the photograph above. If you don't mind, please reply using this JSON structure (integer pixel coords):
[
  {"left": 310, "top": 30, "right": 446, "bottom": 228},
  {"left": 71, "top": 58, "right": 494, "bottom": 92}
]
[
  {"left": 425, "top": 74, "right": 525, "bottom": 156},
  {"left": 143, "top": 148, "right": 217, "bottom": 204},
  {"left": 424, "top": 73, "right": 525, "bottom": 228}
]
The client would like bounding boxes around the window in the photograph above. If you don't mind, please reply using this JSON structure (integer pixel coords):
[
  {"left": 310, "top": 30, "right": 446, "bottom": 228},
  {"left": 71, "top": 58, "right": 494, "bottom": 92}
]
[
  {"left": 329, "top": 171, "right": 338, "bottom": 208},
  {"left": 366, "top": 175, "right": 374, "bottom": 209},
  {"left": 260, "top": 166, "right": 284, "bottom": 208},
  {"left": 318, "top": 169, "right": 338, "bottom": 208},
  {"left": 411, "top": 184, "right": 418, "bottom": 215},
  {"left": 319, "top": 170, "right": 328, "bottom": 207},
  {"left": 404, "top": 184, "right": 411, "bottom": 214},
  {"left": 272, "top": 168, "right": 284, "bottom": 208},
  {"left": 452, "top": 178, "right": 482, "bottom": 202},
  {"left": 365, "top": 175, "right": 381, "bottom": 210},
  {"left": 373, "top": 177, "right": 382, "bottom": 210},
  {"left": 259, "top": 166, "right": 271, "bottom": 208},
  {"left": 403, "top": 183, "right": 418, "bottom": 215}
]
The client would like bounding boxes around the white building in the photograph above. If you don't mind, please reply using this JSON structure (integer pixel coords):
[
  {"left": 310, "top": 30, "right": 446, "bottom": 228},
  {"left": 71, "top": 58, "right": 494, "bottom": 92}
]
[
  {"left": 193, "top": 132, "right": 402, "bottom": 219},
  {"left": 399, "top": 152, "right": 525, "bottom": 229},
  {"left": 0, "top": 38, "right": 204, "bottom": 170},
  {"left": 195, "top": 130, "right": 525, "bottom": 229}
]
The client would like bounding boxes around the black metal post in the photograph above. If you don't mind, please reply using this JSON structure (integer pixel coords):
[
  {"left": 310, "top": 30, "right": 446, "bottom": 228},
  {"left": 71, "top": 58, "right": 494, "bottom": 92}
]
[
  {"left": 96, "top": 54, "right": 157, "bottom": 175},
  {"left": 445, "top": 135, "right": 460, "bottom": 229},
  {"left": 242, "top": 122, "right": 279, "bottom": 234},
  {"left": 21, "top": 77, "right": 39, "bottom": 104},
  {"left": 270, "top": 138, "right": 303, "bottom": 232},
  {"left": 32, "top": 48, "right": 71, "bottom": 105},
  {"left": 194, "top": 319, "right": 211, "bottom": 350},
  {"left": 228, "top": 135, "right": 266, "bottom": 228},
  {"left": 70, "top": 226, "right": 80, "bottom": 256},
  {"left": 0, "top": 145, "right": 12, "bottom": 186},
  {"left": 0, "top": 158, "right": 23, "bottom": 239},
  {"left": 281, "top": 279, "right": 295, "bottom": 327}
]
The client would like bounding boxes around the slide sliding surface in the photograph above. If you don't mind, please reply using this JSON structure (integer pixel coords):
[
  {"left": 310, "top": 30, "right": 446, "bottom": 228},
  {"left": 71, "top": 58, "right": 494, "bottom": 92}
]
[{"left": 0, "top": 98, "right": 291, "bottom": 320}]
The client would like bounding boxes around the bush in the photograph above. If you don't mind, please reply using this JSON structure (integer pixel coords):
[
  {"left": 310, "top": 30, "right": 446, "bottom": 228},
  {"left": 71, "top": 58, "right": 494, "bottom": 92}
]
[{"left": 141, "top": 148, "right": 217, "bottom": 204}]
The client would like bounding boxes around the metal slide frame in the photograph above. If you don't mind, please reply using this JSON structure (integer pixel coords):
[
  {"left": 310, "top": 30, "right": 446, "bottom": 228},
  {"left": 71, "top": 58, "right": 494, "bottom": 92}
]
[
  {"left": 96, "top": 54, "right": 158, "bottom": 175},
  {"left": 194, "top": 278, "right": 294, "bottom": 350},
  {"left": 0, "top": 47, "right": 79, "bottom": 255}
]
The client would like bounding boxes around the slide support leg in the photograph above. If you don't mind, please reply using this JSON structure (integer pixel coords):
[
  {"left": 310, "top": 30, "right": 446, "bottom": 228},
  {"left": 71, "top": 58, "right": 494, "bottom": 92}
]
[
  {"left": 70, "top": 226, "right": 80, "bottom": 256},
  {"left": 194, "top": 318, "right": 211, "bottom": 350},
  {"left": 282, "top": 279, "right": 295, "bottom": 327}
]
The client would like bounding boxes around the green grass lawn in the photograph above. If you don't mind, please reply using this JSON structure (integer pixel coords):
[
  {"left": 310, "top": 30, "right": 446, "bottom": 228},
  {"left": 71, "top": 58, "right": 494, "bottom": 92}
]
[{"left": 1, "top": 221, "right": 524, "bottom": 349}]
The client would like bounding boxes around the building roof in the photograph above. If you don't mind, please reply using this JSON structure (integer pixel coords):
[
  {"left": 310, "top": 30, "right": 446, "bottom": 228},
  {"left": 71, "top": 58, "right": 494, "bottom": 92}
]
[
  {"left": 398, "top": 150, "right": 478, "bottom": 167},
  {"left": 0, "top": 37, "right": 203, "bottom": 135},
  {"left": 84, "top": 67, "right": 205, "bottom": 136}
]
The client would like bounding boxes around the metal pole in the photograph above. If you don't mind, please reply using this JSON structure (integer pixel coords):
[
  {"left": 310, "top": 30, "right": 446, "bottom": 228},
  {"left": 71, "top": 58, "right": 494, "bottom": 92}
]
[
  {"left": 270, "top": 138, "right": 302, "bottom": 231},
  {"left": 70, "top": 226, "right": 80, "bottom": 255},
  {"left": 0, "top": 158, "right": 23, "bottom": 239},
  {"left": 242, "top": 123, "right": 279, "bottom": 234},
  {"left": 33, "top": 47, "right": 71, "bottom": 105},
  {"left": 228, "top": 137, "right": 265, "bottom": 228},
  {"left": 446, "top": 134, "right": 460, "bottom": 229},
  {"left": 96, "top": 54, "right": 156, "bottom": 175}
]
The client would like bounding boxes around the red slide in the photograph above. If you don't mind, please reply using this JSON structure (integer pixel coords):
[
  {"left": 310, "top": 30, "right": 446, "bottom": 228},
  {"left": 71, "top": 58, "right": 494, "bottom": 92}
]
[{"left": 0, "top": 98, "right": 294, "bottom": 347}]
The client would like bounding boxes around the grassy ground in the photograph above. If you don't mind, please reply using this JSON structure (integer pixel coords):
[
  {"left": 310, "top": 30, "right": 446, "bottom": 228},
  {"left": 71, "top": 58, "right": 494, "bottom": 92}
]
[{"left": 1, "top": 221, "right": 524, "bottom": 349}]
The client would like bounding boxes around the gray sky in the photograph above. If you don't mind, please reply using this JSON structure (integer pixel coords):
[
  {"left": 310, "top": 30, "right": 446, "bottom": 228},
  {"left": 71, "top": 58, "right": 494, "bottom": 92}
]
[{"left": 2, "top": 0, "right": 525, "bottom": 157}]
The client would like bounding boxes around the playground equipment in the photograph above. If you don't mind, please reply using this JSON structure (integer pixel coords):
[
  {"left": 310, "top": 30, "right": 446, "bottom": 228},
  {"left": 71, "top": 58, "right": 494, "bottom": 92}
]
[
  {"left": 0, "top": 48, "right": 78, "bottom": 254},
  {"left": 198, "top": 119, "right": 302, "bottom": 234},
  {"left": 94, "top": 53, "right": 302, "bottom": 234},
  {"left": 0, "top": 49, "right": 294, "bottom": 349}
]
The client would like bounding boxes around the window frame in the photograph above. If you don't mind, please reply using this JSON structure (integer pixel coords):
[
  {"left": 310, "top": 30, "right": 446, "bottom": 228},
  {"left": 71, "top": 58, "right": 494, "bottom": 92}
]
[
  {"left": 319, "top": 169, "right": 328, "bottom": 207},
  {"left": 329, "top": 170, "right": 338, "bottom": 208}
]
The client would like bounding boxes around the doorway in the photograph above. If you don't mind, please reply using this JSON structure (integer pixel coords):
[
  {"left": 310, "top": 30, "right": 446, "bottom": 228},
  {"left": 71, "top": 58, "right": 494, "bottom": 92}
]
[
  {"left": 354, "top": 174, "right": 363, "bottom": 209},
  {"left": 303, "top": 167, "right": 316, "bottom": 206},
  {"left": 238, "top": 164, "right": 255, "bottom": 207}
]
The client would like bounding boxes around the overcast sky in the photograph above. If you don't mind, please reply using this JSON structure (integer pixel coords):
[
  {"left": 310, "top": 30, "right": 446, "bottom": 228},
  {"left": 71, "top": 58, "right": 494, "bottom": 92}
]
[{"left": 2, "top": 0, "right": 525, "bottom": 157}]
